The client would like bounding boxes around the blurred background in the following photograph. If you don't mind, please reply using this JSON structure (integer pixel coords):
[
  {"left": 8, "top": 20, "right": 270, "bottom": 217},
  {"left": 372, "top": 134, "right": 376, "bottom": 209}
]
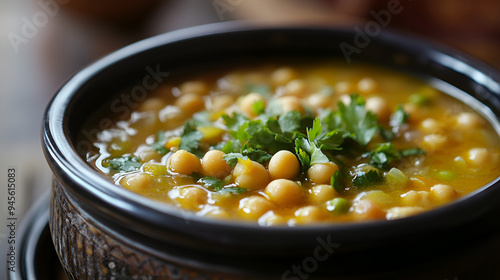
[{"left": 0, "top": 0, "right": 499, "bottom": 241}]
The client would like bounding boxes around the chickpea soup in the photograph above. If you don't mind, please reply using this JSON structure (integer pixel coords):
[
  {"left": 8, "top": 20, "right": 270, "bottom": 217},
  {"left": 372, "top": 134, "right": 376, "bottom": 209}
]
[{"left": 80, "top": 60, "right": 500, "bottom": 225}]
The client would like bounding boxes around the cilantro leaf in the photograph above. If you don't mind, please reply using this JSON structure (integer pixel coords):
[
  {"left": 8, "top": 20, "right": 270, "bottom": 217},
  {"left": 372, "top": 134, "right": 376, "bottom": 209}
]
[
  {"left": 151, "top": 131, "right": 169, "bottom": 154},
  {"left": 222, "top": 113, "right": 249, "bottom": 131},
  {"left": 219, "top": 187, "right": 247, "bottom": 194},
  {"left": 179, "top": 121, "right": 204, "bottom": 157},
  {"left": 104, "top": 155, "right": 142, "bottom": 172},
  {"left": 295, "top": 138, "right": 312, "bottom": 171},
  {"left": 241, "top": 144, "right": 273, "bottom": 163},
  {"left": 278, "top": 111, "right": 303, "bottom": 133},
  {"left": 390, "top": 105, "right": 409, "bottom": 127},
  {"left": 310, "top": 142, "right": 329, "bottom": 165},
  {"left": 198, "top": 177, "right": 225, "bottom": 191},
  {"left": 223, "top": 153, "right": 248, "bottom": 167},
  {"left": 330, "top": 171, "right": 344, "bottom": 192},
  {"left": 352, "top": 169, "right": 383, "bottom": 187},
  {"left": 307, "top": 118, "right": 322, "bottom": 142},
  {"left": 337, "top": 94, "right": 378, "bottom": 146},
  {"left": 316, "top": 130, "right": 343, "bottom": 150},
  {"left": 245, "top": 84, "right": 270, "bottom": 97},
  {"left": 364, "top": 143, "right": 426, "bottom": 170},
  {"left": 400, "top": 147, "right": 426, "bottom": 157},
  {"left": 252, "top": 100, "right": 266, "bottom": 116}
]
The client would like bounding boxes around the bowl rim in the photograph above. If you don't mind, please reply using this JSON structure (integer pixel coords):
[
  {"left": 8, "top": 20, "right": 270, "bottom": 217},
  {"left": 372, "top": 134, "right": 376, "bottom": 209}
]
[{"left": 42, "top": 22, "right": 500, "bottom": 246}]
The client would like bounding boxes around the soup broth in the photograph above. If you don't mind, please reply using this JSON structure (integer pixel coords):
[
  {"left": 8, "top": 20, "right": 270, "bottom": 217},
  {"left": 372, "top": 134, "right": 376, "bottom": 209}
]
[{"left": 80, "top": 60, "right": 500, "bottom": 225}]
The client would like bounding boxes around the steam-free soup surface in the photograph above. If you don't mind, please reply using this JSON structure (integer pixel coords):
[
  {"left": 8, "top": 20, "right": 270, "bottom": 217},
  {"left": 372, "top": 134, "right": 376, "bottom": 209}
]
[{"left": 81, "top": 60, "right": 500, "bottom": 225}]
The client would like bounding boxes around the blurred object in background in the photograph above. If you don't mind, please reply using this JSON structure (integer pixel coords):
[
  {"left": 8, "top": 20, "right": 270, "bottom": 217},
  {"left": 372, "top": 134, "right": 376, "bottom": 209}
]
[
  {"left": 228, "top": 0, "right": 367, "bottom": 25},
  {"left": 230, "top": 0, "right": 500, "bottom": 69},
  {"left": 60, "top": 0, "right": 166, "bottom": 28},
  {"left": 369, "top": 0, "right": 500, "bottom": 69}
]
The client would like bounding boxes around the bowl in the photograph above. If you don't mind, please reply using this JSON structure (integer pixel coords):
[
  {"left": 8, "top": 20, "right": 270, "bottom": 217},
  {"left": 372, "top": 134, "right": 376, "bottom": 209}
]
[{"left": 42, "top": 23, "right": 500, "bottom": 279}]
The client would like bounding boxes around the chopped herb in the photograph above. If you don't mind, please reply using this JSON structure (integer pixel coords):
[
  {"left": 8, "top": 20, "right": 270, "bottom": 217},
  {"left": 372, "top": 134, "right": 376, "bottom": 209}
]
[
  {"left": 390, "top": 105, "right": 409, "bottom": 127},
  {"left": 400, "top": 147, "right": 426, "bottom": 157},
  {"left": 151, "top": 131, "right": 169, "bottom": 154},
  {"left": 366, "top": 143, "right": 402, "bottom": 170},
  {"left": 409, "top": 93, "right": 431, "bottom": 106},
  {"left": 219, "top": 187, "right": 247, "bottom": 194},
  {"left": 198, "top": 177, "right": 225, "bottom": 192},
  {"left": 245, "top": 84, "right": 270, "bottom": 97},
  {"left": 198, "top": 177, "right": 247, "bottom": 194},
  {"left": 330, "top": 171, "right": 344, "bottom": 192},
  {"left": 278, "top": 111, "right": 303, "bottom": 133},
  {"left": 252, "top": 100, "right": 266, "bottom": 115},
  {"left": 223, "top": 153, "right": 249, "bottom": 167},
  {"left": 104, "top": 155, "right": 142, "bottom": 172},
  {"left": 295, "top": 139, "right": 311, "bottom": 172},
  {"left": 379, "top": 126, "right": 394, "bottom": 141},
  {"left": 294, "top": 118, "right": 342, "bottom": 171},
  {"left": 240, "top": 144, "right": 273, "bottom": 163},
  {"left": 179, "top": 121, "right": 204, "bottom": 157},
  {"left": 365, "top": 143, "right": 425, "bottom": 170},
  {"left": 337, "top": 94, "right": 378, "bottom": 146},
  {"left": 352, "top": 169, "right": 383, "bottom": 187},
  {"left": 222, "top": 113, "right": 249, "bottom": 131}
]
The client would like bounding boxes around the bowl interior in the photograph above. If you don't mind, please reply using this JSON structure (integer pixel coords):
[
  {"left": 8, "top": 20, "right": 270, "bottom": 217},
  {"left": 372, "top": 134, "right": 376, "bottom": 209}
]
[{"left": 43, "top": 24, "right": 500, "bottom": 258}]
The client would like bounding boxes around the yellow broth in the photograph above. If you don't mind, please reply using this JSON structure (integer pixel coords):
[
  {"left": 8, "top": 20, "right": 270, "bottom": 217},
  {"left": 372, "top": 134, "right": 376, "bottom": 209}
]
[{"left": 80, "top": 61, "right": 500, "bottom": 225}]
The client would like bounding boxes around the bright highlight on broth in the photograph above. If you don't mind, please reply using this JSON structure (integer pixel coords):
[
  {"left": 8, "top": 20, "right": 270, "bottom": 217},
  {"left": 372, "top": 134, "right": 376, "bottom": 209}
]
[{"left": 80, "top": 60, "right": 500, "bottom": 226}]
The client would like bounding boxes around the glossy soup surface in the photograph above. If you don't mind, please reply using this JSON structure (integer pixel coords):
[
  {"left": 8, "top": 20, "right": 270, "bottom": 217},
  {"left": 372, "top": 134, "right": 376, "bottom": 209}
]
[{"left": 81, "top": 60, "right": 500, "bottom": 226}]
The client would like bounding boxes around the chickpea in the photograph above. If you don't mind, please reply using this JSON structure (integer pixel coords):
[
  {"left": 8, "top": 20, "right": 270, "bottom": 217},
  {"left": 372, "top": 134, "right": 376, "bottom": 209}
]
[
  {"left": 177, "top": 186, "right": 207, "bottom": 210},
  {"left": 211, "top": 94, "right": 234, "bottom": 112},
  {"left": 201, "top": 150, "right": 232, "bottom": 179},
  {"left": 309, "top": 184, "right": 336, "bottom": 205},
  {"left": 277, "top": 96, "right": 304, "bottom": 114},
  {"left": 419, "top": 118, "right": 443, "bottom": 134},
  {"left": 307, "top": 93, "right": 331, "bottom": 109},
  {"left": 430, "top": 184, "right": 457, "bottom": 203},
  {"left": 294, "top": 206, "right": 326, "bottom": 224},
  {"left": 240, "top": 93, "right": 266, "bottom": 118},
  {"left": 308, "top": 162, "right": 339, "bottom": 184},
  {"left": 264, "top": 179, "right": 303, "bottom": 206},
  {"left": 138, "top": 97, "right": 167, "bottom": 112},
  {"left": 401, "top": 190, "right": 431, "bottom": 207},
  {"left": 120, "top": 173, "right": 154, "bottom": 192},
  {"left": 258, "top": 211, "right": 286, "bottom": 226},
  {"left": 456, "top": 112, "right": 484, "bottom": 129},
  {"left": 268, "top": 150, "right": 300, "bottom": 180},
  {"left": 421, "top": 134, "right": 447, "bottom": 151},
  {"left": 239, "top": 196, "right": 275, "bottom": 219},
  {"left": 365, "top": 96, "right": 390, "bottom": 121},
  {"left": 357, "top": 77, "right": 377, "bottom": 93},
  {"left": 271, "top": 67, "right": 298, "bottom": 86},
  {"left": 176, "top": 93, "right": 205, "bottom": 115},
  {"left": 233, "top": 159, "right": 269, "bottom": 190},
  {"left": 352, "top": 199, "right": 385, "bottom": 220},
  {"left": 179, "top": 80, "right": 209, "bottom": 95},
  {"left": 203, "top": 208, "right": 232, "bottom": 219},
  {"left": 169, "top": 150, "right": 201, "bottom": 175},
  {"left": 338, "top": 94, "right": 351, "bottom": 105},
  {"left": 335, "top": 81, "right": 352, "bottom": 94},
  {"left": 386, "top": 206, "right": 425, "bottom": 220},
  {"left": 467, "top": 148, "right": 491, "bottom": 167},
  {"left": 283, "top": 79, "right": 308, "bottom": 97},
  {"left": 137, "top": 147, "right": 162, "bottom": 162}
]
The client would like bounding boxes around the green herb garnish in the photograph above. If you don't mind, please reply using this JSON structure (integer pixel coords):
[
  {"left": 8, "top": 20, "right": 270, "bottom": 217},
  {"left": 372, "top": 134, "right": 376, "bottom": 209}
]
[{"left": 104, "top": 155, "right": 142, "bottom": 172}]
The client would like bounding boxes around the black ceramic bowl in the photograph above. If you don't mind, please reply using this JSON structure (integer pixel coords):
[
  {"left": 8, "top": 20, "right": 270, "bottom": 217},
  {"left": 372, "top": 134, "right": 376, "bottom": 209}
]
[{"left": 42, "top": 23, "right": 500, "bottom": 280}]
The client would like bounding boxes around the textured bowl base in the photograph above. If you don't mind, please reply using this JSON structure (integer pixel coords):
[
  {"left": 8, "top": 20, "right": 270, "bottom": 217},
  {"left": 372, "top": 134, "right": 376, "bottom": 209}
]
[{"left": 49, "top": 179, "right": 232, "bottom": 280}]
